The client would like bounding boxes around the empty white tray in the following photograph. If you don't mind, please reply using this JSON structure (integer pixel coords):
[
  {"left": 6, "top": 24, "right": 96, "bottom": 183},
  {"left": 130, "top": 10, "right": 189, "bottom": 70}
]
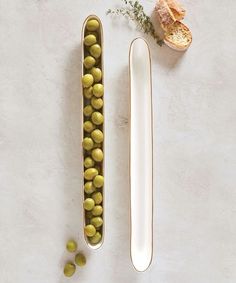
[{"left": 129, "top": 38, "right": 153, "bottom": 272}]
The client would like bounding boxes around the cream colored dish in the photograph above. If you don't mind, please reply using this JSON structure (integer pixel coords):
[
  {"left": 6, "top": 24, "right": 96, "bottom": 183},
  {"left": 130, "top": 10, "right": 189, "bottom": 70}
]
[
  {"left": 81, "top": 15, "right": 104, "bottom": 250},
  {"left": 129, "top": 38, "right": 153, "bottom": 272}
]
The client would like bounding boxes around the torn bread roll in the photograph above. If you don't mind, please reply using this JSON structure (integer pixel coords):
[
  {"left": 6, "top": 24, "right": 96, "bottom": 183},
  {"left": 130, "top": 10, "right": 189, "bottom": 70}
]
[
  {"left": 155, "top": 0, "right": 192, "bottom": 51},
  {"left": 164, "top": 21, "right": 192, "bottom": 51},
  {"left": 155, "top": 0, "right": 176, "bottom": 31},
  {"left": 165, "top": 0, "right": 186, "bottom": 20}
]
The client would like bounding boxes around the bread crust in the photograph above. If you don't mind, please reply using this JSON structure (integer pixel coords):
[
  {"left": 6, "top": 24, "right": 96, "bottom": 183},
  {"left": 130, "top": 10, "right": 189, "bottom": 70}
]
[
  {"left": 165, "top": 0, "right": 186, "bottom": 20},
  {"left": 164, "top": 21, "right": 192, "bottom": 51},
  {"left": 155, "top": 0, "right": 176, "bottom": 31}
]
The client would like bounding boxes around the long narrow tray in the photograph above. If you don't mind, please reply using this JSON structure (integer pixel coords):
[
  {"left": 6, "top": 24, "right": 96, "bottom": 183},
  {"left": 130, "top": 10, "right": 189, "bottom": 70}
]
[
  {"left": 81, "top": 15, "right": 104, "bottom": 249},
  {"left": 129, "top": 38, "right": 153, "bottom": 271}
]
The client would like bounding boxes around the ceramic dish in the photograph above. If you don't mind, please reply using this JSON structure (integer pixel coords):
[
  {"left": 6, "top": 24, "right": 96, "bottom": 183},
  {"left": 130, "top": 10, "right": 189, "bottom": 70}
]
[
  {"left": 129, "top": 38, "right": 153, "bottom": 271},
  {"left": 82, "top": 15, "right": 104, "bottom": 249}
]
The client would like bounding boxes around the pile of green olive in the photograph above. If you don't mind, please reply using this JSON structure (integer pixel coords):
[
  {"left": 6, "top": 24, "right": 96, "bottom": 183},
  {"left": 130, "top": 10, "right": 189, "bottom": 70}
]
[
  {"left": 64, "top": 240, "right": 86, "bottom": 277},
  {"left": 82, "top": 18, "right": 104, "bottom": 246}
]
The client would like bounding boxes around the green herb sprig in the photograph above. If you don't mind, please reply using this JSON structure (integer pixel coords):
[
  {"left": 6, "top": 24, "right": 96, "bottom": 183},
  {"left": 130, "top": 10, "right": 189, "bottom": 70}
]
[{"left": 107, "top": 0, "right": 163, "bottom": 46}]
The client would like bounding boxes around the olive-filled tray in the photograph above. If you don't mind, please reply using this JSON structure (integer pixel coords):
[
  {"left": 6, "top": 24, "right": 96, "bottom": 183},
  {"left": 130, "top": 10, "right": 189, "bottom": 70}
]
[{"left": 81, "top": 15, "right": 104, "bottom": 249}]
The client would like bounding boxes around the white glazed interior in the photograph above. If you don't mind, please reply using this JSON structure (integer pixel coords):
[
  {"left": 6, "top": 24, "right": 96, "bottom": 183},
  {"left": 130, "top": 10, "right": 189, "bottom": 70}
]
[{"left": 129, "top": 38, "right": 153, "bottom": 272}]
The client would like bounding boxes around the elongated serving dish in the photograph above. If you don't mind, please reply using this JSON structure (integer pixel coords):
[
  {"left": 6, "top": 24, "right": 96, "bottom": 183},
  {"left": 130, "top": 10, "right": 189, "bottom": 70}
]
[
  {"left": 82, "top": 15, "right": 104, "bottom": 249},
  {"left": 129, "top": 38, "right": 153, "bottom": 271}
]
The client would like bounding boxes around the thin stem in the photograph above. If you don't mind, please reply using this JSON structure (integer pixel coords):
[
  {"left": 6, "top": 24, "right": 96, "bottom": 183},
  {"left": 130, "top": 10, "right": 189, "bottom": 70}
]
[{"left": 107, "top": 0, "right": 163, "bottom": 46}]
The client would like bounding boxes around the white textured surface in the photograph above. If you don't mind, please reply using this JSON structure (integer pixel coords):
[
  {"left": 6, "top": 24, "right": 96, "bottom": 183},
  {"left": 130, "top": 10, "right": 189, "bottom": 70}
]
[{"left": 0, "top": 0, "right": 236, "bottom": 282}]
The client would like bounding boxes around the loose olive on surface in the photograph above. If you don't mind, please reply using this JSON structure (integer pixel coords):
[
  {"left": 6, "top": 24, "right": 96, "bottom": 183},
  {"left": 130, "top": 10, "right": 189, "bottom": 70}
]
[
  {"left": 90, "top": 67, "right": 102, "bottom": 82},
  {"left": 93, "top": 83, "right": 104, "bottom": 98},
  {"left": 84, "top": 181, "right": 96, "bottom": 194},
  {"left": 84, "top": 157, "right": 95, "bottom": 169},
  {"left": 91, "top": 148, "right": 103, "bottom": 162},
  {"left": 66, "top": 239, "right": 77, "bottom": 253},
  {"left": 91, "top": 112, "right": 104, "bottom": 125},
  {"left": 82, "top": 74, "right": 94, "bottom": 88},
  {"left": 82, "top": 137, "right": 94, "bottom": 151},
  {"left": 64, "top": 262, "right": 76, "bottom": 277},
  {"left": 93, "top": 175, "right": 104, "bottom": 188},
  {"left": 91, "top": 96, "right": 103, "bottom": 110},
  {"left": 83, "top": 121, "right": 95, "bottom": 133},
  {"left": 84, "top": 34, "right": 97, "bottom": 46},
  {"left": 83, "top": 105, "right": 94, "bottom": 117},
  {"left": 86, "top": 19, "right": 100, "bottom": 31},
  {"left": 92, "top": 205, "right": 103, "bottom": 216},
  {"left": 91, "top": 216, "right": 103, "bottom": 228},
  {"left": 75, "top": 253, "right": 86, "bottom": 267},
  {"left": 83, "top": 198, "right": 95, "bottom": 211},
  {"left": 84, "top": 168, "right": 98, "bottom": 180},
  {"left": 84, "top": 56, "right": 96, "bottom": 69},
  {"left": 91, "top": 129, "right": 103, "bottom": 143},
  {"left": 89, "top": 232, "right": 102, "bottom": 244},
  {"left": 92, "top": 192, "right": 103, "bottom": 204},
  {"left": 83, "top": 86, "right": 93, "bottom": 99},
  {"left": 84, "top": 224, "right": 96, "bottom": 237},
  {"left": 89, "top": 44, "right": 102, "bottom": 59}
]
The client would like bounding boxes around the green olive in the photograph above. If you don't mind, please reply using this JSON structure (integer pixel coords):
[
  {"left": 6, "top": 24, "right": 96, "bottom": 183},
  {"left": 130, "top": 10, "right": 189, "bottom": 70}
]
[
  {"left": 93, "top": 84, "right": 104, "bottom": 98},
  {"left": 83, "top": 105, "right": 94, "bottom": 117},
  {"left": 91, "top": 216, "right": 103, "bottom": 228},
  {"left": 89, "top": 232, "right": 102, "bottom": 244},
  {"left": 84, "top": 181, "right": 96, "bottom": 194},
  {"left": 91, "top": 129, "right": 104, "bottom": 143},
  {"left": 83, "top": 198, "right": 95, "bottom": 211},
  {"left": 95, "top": 165, "right": 101, "bottom": 174},
  {"left": 91, "top": 148, "right": 103, "bottom": 162},
  {"left": 64, "top": 262, "right": 76, "bottom": 277},
  {"left": 95, "top": 57, "right": 101, "bottom": 66},
  {"left": 83, "top": 86, "right": 93, "bottom": 99},
  {"left": 75, "top": 253, "right": 86, "bottom": 267},
  {"left": 96, "top": 225, "right": 102, "bottom": 231},
  {"left": 84, "top": 56, "right": 96, "bottom": 69},
  {"left": 86, "top": 149, "right": 92, "bottom": 156},
  {"left": 93, "top": 175, "right": 104, "bottom": 188},
  {"left": 84, "top": 224, "right": 96, "bottom": 237},
  {"left": 93, "top": 142, "right": 102, "bottom": 149},
  {"left": 85, "top": 31, "right": 98, "bottom": 38},
  {"left": 92, "top": 192, "right": 103, "bottom": 204},
  {"left": 91, "top": 112, "right": 104, "bottom": 125},
  {"left": 84, "top": 157, "right": 95, "bottom": 168},
  {"left": 90, "top": 67, "right": 102, "bottom": 82},
  {"left": 86, "top": 19, "right": 100, "bottom": 31},
  {"left": 84, "top": 168, "right": 98, "bottom": 180},
  {"left": 89, "top": 44, "right": 102, "bottom": 59},
  {"left": 83, "top": 121, "right": 95, "bottom": 133},
  {"left": 84, "top": 34, "right": 97, "bottom": 46},
  {"left": 92, "top": 205, "right": 103, "bottom": 216},
  {"left": 82, "top": 137, "right": 94, "bottom": 151},
  {"left": 91, "top": 97, "right": 103, "bottom": 110},
  {"left": 82, "top": 74, "right": 94, "bottom": 88},
  {"left": 86, "top": 211, "right": 93, "bottom": 219},
  {"left": 66, "top": 239, "right": 77, "bottom": 252}
]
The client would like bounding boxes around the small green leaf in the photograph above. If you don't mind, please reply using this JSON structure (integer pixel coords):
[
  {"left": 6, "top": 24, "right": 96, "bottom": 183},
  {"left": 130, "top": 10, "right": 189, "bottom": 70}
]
[{"left": 106, "top": 0, "right": 163, "bottom": 46}]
